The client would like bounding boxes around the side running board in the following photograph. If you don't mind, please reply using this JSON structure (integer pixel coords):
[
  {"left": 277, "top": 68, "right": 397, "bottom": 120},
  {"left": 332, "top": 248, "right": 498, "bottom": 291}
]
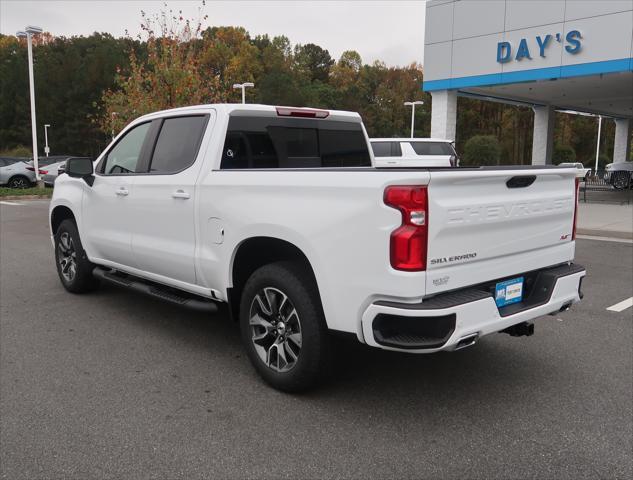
[{"left": 93, "top": 267, "right": 218, "bottom": 313}]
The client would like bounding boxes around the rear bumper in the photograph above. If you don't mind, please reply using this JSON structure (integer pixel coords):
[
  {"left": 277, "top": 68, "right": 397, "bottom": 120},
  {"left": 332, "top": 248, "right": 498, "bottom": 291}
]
[{"left": 361, "top": 263, "right": 586, "bottom": 353}]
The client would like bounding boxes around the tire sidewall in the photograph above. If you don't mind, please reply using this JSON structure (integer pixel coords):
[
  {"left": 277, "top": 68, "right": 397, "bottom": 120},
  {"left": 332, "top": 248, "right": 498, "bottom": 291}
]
[
  {"left": 54, "top": 219, "right": 96, "bottom": 293},
  {"left": 239, "top": 262, "right": 328, "bottom": 392}
]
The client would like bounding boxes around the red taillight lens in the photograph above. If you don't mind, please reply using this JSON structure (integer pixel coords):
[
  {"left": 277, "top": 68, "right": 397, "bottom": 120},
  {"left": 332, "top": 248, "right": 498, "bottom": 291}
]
[
  {"left": 572, "top": 177, "right": 580, "bottom": 240},
  {"left": 39, "top": 170, "right": 48, "bottom": 174},
  {"left": 25, "top": 166, "right": 35, "bottom": 171},
  {"left": 384, "top": 185, "right": 428, "bottom": 271},
  {"left": 276, "top": 107, "right": 329, "bottom": 118}
]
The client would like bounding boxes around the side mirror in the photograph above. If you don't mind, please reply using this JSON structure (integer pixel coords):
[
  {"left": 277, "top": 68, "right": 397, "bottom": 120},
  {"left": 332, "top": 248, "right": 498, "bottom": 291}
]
[{"left": 65, "top": 157, "right": 94, "bottom": 186}]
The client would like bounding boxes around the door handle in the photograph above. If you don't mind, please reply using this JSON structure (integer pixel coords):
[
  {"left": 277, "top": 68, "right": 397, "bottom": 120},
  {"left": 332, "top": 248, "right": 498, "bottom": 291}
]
[
  {"left": 115, "top": 187, "right": 129, "bottom": 196},
  {"left": 172, "top": 189, "right": 190, "bottom": 199}
]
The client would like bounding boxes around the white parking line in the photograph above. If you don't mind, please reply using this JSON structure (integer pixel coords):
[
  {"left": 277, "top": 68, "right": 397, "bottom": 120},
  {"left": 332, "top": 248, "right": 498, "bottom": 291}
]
[
  {"left": 606, "top": 297, "right": 633, "bottom": 313},
  {"left": 577, "top": 235, "right": 633, "bottom": 244},
  {"left": 0, "top": 201, "right": 22, "bottom": 206}
]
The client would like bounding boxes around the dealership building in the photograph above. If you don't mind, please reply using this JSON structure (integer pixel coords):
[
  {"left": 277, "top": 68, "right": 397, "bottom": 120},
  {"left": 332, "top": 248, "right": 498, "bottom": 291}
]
[{"left": 423, "top": 0, "right": 633, "bottom": 165}]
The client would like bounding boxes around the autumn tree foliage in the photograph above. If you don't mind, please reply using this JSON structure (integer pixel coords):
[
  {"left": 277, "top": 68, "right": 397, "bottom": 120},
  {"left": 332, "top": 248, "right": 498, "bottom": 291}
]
[{"left": 100, "top": 5, "right": 221, "bottom": 135}]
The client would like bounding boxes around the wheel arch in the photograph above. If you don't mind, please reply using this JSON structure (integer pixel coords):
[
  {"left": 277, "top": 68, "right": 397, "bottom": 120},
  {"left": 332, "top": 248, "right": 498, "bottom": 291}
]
[
  {"left": 50, "top": 205, "right": 76, "bottom": 235},
  {"left": 228, "top": 236, "right": 322, "bottom": 322}
]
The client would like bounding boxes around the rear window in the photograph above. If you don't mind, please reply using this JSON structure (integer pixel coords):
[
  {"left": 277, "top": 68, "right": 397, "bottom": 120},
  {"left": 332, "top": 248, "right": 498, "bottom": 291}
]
[
  {"left": 220, "top": 116, "right": 371, "bottom": 169},
  {"left": 410, "top": 142, "right": 454, "bottom": 156},
  {"left": 371, "top": 142, "right": 402, "bottom": 157}
]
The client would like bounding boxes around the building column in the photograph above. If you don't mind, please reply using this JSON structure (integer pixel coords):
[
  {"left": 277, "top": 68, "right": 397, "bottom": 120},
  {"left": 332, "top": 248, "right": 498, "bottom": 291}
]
[
  {"left": 531, "top": 105, "right": 555, "bottom": 165},
  {"left": 613, "top": 118, "right": 632, "bottom": 163},
  {"left": 430, "top": 90, "right": 457, "bottom": 141}
]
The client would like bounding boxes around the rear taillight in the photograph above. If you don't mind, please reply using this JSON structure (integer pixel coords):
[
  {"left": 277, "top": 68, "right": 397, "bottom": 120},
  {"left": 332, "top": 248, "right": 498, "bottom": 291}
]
[
  {"left": 25, "top": 166, "right": 35, "bottom": 171},
  {"left": 572, "top": 177, "right": 579, "bottom": 240},
  {"left": 39, "top": 169, "right": 48, "bottom": 175},
  {"left": 384, "top": 185, "right": 428, "bottom": 271},
  {"left": 276, "top": 107, "right": 329, "bottom": 118}
]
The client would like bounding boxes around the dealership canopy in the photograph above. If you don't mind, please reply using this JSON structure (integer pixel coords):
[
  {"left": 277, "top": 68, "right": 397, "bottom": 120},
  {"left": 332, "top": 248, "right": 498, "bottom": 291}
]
[{"left": 423, "top": 0, "right": 633, "bottom": 165}]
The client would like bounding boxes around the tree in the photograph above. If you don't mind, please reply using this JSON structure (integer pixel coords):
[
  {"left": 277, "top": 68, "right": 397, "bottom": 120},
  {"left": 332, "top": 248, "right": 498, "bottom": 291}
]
[
  {"left": 552, "top": 144, "right": 576, "bottom": 164},
  {"left": 463, "top": 135, "right": 501, "bottom": 166},
  {"left": 100, "top": 8, "right": 221, "bottom": 135},
  {"left": 293, "top": 43, "right": 333, "bottom": 83}
]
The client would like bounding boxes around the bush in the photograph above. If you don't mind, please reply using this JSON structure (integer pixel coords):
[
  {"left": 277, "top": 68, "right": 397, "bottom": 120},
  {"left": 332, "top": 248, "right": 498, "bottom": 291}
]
[
  {"left": 552, "top": 144, "right": 576, "bottom": 165},
  {"left": 462, "top": 135, "right": 501, "bottom": 166},
  {"left": 0, "top": 145, "right": 31, "bottom": 158}
]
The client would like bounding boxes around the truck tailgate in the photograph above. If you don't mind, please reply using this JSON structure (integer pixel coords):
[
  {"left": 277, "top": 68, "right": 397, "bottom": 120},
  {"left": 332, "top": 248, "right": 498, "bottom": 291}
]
[{"left": 425, "top": 168, "right": 577, "bottom": 295}]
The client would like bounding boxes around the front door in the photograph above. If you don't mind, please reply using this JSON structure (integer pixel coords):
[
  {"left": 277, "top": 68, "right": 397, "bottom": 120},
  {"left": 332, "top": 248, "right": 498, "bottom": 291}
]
[{"left": 82, "top": 121, "right": 152, "bottom": 269}]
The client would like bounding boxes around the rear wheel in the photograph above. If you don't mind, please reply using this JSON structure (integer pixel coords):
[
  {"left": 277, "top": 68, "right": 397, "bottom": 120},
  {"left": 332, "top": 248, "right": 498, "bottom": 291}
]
[
  {"left": 7, "top": 175, "right": 30, "bottom": 189},
  {"left": 54, "top": 219, "right": 100, "bottom": 293},
  {"left": 239, "top": 261, "right": 331, "bottom": 392}
]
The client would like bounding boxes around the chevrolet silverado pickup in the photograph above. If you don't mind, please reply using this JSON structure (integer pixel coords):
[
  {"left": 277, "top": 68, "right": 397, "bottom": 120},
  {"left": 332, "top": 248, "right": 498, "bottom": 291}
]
[{"left": 50, "top": 104, "right": 586, "bottom": 391}]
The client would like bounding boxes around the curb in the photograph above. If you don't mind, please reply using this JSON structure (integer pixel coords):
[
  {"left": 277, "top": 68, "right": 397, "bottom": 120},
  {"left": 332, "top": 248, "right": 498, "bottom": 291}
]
[
  {"left": 576, "top": 228, "right": 633, "bottom": 240},
  {"left": 0, "top": 195, "right": 52, "bottom": 200}
]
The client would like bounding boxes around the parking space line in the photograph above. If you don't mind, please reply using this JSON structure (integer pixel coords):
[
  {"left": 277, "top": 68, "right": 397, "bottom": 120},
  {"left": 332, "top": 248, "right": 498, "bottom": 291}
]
[
  {"left": 577, "top": 235, "right": 633, "bottom": 244},
  {"left": 0, "top": 201, "right": 23, "bottom": 206},
  {"left": 606, "top": 297, "right": 633, "bottom": 312}
]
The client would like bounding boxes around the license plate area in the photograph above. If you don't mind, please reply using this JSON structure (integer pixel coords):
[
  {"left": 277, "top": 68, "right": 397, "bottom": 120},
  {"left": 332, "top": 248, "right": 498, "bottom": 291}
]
[{"left": 495, "top": 277, "right": 524, "bottom": 307}]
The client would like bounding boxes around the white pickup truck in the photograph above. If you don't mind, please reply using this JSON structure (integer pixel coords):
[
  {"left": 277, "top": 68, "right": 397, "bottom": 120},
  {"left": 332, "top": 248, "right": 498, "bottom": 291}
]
[{"left": 50, "top": 104, "right": 586, "bottom": 391}]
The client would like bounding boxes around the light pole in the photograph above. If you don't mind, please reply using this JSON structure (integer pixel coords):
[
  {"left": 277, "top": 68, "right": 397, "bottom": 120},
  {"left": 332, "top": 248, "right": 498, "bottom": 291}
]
[
  {"left": 16, "top": 25, "right": 43, "bottom": 183},
  {"left": 44, "top": 124, "right": 50, "bottom": 157},
  {"left": 233, "top": 82, "right": 254, "bottom": 104},
  {"left": 594, "top": 115, "right": 602, "bottom": 174},
  {"left": 404, "top": 100, "right": 424, "bottom": 138}
]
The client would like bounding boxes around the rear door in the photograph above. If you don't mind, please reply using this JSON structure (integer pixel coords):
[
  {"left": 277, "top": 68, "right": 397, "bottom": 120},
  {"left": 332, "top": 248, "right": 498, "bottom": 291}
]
[
  {"left": 425, "top": 168, "right": 577, "bottom": 295},
  {"left": 406, "top": 141, "right": 453, "bottom": 167},
  {"left": 130, "top": 113, "right": 212, "bottom": 285}
]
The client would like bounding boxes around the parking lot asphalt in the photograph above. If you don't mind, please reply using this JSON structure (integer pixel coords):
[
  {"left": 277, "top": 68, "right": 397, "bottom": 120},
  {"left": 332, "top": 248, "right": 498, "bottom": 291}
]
[{"left": 1, "top": 200, "right": 631, "bottom": 479}]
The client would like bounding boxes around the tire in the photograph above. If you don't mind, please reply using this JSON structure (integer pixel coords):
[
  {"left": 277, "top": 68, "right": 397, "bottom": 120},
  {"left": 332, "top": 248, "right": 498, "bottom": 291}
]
[
  {"left": 612, "top": 171, "right": 630, "bottom": 190},
  {"left": 54, "top": 219, "right": 100, "bottom": 293},
  {"left": 239, "top": 261, "right": 331, "bottom": 392},
  {"left": 7, "top": 175, "right": 31, "bottom": 189}
]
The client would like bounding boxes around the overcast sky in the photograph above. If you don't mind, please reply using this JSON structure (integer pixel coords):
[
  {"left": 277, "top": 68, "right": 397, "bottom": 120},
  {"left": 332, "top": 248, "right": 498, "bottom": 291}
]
[{"left": 1, "top": 0, "right": 426, "bottom": 66}]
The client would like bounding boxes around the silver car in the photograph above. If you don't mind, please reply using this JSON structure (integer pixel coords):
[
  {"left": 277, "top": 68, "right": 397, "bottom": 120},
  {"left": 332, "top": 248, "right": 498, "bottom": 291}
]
[
  {"left": 40, "top": 157, "right": 90, "bottom": 187},
  {"left": 606, "top": 161, "right": 633, "bottom": 190},
  {"left": 0, "top": 158, "right": 36, "bottom": 188}
]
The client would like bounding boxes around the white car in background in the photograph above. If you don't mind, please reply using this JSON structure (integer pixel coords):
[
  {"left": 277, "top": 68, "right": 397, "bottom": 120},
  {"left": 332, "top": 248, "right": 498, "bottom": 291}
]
[
  {"left": 558, "top": 162, "right": 591, "bottom": 179},
  {"left": 370, "top": 138, "right": 459, "bottom": 168}
]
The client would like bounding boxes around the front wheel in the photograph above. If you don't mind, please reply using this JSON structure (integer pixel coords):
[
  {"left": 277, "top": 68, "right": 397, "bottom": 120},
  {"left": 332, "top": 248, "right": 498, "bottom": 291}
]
[
  {"left": 54, "top": 219, "right": 100, "bottom": 293},
  {"left": 239, "top": 261, "right": 331, "bottom": 392}
]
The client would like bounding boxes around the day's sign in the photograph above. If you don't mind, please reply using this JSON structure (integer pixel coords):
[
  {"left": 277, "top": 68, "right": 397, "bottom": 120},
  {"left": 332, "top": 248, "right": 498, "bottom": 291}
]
[{"left": 496, "top": 30, "right": 582, "bottom": 63}]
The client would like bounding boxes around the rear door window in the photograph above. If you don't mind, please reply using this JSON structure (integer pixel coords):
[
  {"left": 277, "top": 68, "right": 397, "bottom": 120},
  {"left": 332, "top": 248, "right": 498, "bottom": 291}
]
[
  {"left": 372, "top": 142, "right": 402, "bottom": 157},
  {"left": 410, "top": 142, "right": 454, "bottom": 156},
  {"left": 149, "top": 116, "right": 208, "bottom": 174},
  {"left": 220, "top": 116, "right": 371, "bottom": 169}
]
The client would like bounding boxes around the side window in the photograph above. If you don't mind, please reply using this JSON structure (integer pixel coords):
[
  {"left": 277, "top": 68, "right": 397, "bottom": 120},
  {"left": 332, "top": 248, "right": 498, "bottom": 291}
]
[
  {"left": 149, "top": 116, "right": 208, "bottom": 174},
  {"left": 410, "top": 142, "right": 453, "bottom": 156},
  {"left": 102, "top": 122, "right": 151, "bottom": 175},
  {"left": 391, "top": 142, "right": 402, "bottom": 156},
  {"left": 371, "top": 142, "right": 392, "bottom": 157}
]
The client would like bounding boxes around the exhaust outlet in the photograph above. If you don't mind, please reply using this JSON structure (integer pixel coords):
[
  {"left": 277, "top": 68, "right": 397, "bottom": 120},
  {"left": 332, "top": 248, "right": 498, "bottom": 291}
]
[{"left": 455, "top": 333, "right": 478, "bottom": 350}]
